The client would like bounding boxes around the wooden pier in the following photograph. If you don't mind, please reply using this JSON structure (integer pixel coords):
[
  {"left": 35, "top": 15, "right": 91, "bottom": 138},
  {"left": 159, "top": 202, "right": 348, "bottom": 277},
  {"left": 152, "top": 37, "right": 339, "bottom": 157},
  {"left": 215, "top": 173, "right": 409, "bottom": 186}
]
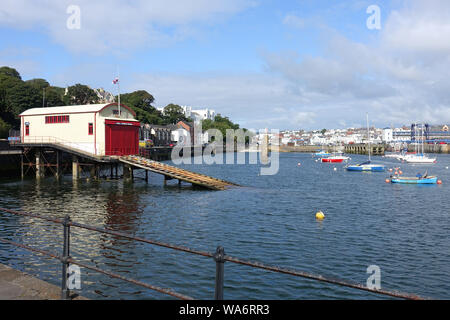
[{"left": 120, "top": 155, "right": 238, "bottom": 190}]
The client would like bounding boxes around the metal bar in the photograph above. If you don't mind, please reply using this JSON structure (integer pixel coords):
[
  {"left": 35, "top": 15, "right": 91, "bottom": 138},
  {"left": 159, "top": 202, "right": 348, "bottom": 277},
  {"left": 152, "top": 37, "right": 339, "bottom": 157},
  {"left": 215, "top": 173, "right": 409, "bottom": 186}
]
[
  {"left": 214, "top": 246, "right": 225, "bottom": 300},
  {"left": 68, "top": 220, "right": 213, "bottom": 258},
  {"left": 67, "top": 258, "right": 193, "bottom": 300},
  {"left": 61, "top": 215, "right": 71, "bottom": 300},
  {"left": 223, "top": 255, "right": 424, "bottom": 300}
]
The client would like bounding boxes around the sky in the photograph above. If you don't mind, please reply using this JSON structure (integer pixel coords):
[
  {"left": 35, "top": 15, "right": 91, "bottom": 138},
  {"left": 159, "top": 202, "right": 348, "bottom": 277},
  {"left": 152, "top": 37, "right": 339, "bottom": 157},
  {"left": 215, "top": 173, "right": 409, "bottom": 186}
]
[{"left": 1, "top": 0, "right": 450, "bottom": 131}]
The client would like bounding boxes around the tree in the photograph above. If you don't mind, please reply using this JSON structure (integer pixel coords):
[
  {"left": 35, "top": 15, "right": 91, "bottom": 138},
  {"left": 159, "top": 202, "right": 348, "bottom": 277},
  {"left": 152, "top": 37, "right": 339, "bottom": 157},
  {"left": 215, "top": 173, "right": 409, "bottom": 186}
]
[
  {"left": 119, "top": 90, "right": 164, "bottom": 124},
  {"left": 0, "top": 71, "right": 41, "bottom": 127},
  {"left": 163, "top": 103, "right": 189, "bottom": 124},
  {"left": 321, "top": 129, "right": 327, "bottom": 135},
  {"left": 66, "top": 84, "right": 99, "bottom": 105},
  {"left": 25, "top": 78, "right": 50, "bottom": 91},
  {"left": 0, "top": 117, "right": 11, "bottom": 138},
  {"left": 0, "top": 66, "right": 21, "bottom": 80},
  {"left": 201, "top": 113, "right": 248, "bottom": 143},
  {"left": 44, "top": 86, "right": 65, "bottom": 107}
]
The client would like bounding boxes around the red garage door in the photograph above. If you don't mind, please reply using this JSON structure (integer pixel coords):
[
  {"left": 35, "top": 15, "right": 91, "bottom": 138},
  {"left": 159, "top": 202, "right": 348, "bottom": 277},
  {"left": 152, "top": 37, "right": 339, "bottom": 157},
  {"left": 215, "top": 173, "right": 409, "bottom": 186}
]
[{"left": 105, "top": 120, "right": 140, "bottom": 156}]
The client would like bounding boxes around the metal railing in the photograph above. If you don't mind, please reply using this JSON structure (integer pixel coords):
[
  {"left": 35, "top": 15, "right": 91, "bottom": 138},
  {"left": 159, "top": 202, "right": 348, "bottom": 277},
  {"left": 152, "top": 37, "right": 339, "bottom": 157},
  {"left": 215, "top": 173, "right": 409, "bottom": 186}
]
[{"left": 0, "top": 207, "right": 425, "bottom": 300}]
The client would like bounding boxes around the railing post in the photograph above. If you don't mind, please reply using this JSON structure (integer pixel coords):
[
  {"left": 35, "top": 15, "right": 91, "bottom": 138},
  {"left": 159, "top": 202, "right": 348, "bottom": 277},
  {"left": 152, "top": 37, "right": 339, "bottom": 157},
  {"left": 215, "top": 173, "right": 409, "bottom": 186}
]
[
  {"left": 214, "top": 246, "right": 225, "bottom": 300},
  {"left": 61, "top": 215, "right": 71, "bottom": 300}
]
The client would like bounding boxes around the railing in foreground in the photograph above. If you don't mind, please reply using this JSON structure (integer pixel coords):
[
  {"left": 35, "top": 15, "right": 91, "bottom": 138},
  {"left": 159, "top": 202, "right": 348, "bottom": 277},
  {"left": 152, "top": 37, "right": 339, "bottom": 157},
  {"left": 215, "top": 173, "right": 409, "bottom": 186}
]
[{"left": 0, "top": 207, "right": 425, "bottom": 300}]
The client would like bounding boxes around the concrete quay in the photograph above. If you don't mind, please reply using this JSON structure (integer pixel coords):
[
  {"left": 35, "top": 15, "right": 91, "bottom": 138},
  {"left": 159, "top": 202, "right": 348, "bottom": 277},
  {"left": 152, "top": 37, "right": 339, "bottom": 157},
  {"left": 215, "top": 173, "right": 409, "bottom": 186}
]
[{"left": 0, "top": 263, "right": 86, "bottom": 300}]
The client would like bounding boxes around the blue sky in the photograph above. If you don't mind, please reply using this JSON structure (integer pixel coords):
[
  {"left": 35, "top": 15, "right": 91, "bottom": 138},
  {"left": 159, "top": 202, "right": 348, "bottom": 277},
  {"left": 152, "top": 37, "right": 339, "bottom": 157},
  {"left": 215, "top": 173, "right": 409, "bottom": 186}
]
[{"left": 1, "top": 0, "right": 450, "bottom": 130}]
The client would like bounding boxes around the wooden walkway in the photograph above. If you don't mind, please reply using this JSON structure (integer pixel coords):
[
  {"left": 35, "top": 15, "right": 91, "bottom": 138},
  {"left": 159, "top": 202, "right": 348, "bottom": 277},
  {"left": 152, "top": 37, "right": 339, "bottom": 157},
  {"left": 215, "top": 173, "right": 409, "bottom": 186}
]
[{"left": 120, "top": 155, "right": 239, "bottom": 190}]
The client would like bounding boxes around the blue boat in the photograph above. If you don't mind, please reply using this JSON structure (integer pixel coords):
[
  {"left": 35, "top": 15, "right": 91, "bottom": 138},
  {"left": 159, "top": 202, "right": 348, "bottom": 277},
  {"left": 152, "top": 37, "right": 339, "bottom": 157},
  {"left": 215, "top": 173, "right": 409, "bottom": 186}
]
[
  {"left": 314, "top": 150, "right": 330, "bottom": 157},
  {"left": 390, "top": 176, "right": 438, "bottom": 184},
  {"left": 346, "top": 114, "right": 385, "bottom": 172},
  {"left": 390, "top": 171, "right": 438, "bottom": 184},
  {"left": 346, "top": 161, "right": 385, "bottom": 172}
]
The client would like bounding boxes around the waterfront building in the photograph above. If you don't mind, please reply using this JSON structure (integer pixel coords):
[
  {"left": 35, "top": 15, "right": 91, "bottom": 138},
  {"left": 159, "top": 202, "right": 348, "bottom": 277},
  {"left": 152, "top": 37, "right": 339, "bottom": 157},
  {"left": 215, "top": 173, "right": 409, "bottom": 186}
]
[{"left": 19, "top": 103, "right": 140, "bottom": 156}]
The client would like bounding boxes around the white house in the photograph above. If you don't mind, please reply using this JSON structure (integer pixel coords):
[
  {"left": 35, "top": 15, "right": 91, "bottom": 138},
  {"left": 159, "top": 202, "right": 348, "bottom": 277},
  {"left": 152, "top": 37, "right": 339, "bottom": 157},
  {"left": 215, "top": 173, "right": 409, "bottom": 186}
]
[{"left": 19, "top": 103, "right": 140, "bottom": 156}]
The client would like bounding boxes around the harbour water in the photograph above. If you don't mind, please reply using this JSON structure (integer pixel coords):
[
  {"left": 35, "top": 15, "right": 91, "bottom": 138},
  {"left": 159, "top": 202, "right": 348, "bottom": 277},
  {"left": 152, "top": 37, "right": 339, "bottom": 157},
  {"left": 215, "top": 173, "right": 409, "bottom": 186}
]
[{"left": 0, "top": 152, "right": 449, "bottom": 299}]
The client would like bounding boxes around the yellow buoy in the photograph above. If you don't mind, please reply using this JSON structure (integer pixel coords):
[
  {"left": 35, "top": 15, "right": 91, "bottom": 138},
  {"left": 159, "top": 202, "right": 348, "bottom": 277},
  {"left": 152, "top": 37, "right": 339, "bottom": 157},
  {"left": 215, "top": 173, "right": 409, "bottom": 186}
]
[{"left": 316, "top": 211, "right": 325, "bottom": 220}]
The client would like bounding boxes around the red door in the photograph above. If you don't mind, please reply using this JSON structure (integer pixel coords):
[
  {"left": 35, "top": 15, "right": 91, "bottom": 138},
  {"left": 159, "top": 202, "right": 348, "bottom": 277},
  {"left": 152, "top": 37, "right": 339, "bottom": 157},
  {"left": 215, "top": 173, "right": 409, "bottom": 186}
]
[{"left": 105, "top": 120, "right": 140, "bottom": 156}]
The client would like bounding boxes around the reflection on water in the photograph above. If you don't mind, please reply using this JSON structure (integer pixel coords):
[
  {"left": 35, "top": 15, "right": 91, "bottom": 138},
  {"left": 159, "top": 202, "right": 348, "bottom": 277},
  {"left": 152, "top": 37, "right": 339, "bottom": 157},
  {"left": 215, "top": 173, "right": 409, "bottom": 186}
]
[{"left": 1, "top": 153, "right": 450, "bottom": 299}]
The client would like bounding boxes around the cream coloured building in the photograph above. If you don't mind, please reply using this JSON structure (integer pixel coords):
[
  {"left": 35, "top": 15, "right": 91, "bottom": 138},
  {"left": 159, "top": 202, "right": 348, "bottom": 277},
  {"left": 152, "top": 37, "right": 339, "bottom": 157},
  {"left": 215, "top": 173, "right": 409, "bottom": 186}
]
[{"left": 19, "top": 103, "right": 140, "bottom": 156}]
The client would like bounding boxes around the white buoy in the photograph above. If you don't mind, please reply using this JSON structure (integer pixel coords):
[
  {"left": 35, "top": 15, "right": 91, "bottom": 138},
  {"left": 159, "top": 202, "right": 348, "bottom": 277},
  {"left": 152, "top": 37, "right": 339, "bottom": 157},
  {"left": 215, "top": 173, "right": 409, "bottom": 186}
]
[{"left": 333, "top": 168, "right": 337, "bottom": 171}]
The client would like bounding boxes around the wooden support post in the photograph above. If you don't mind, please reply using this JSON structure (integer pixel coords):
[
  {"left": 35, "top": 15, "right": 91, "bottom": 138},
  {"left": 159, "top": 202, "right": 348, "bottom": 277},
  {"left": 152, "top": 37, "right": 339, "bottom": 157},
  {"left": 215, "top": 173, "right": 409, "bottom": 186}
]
[
  {"left": 36, "top": 151, "right": 44, "bottom": 179},
  {"left": 115, "top": 164, "right": 118, "bottom": 178},
  {"left": 21, "top": 154, "right": 24, "bottom": 180},
  {"left": 90, "top": 165, "right": 96, "bottom": 180},
  {"left": 163, "top": 175, "right": 168, "bottom": 186},
  {"left": 72, "top": 156, "right": 80, "bottom": 180},
  {"left": 123, "top": 164, "right": 131, "bottom": 180},
  {"left": 110, "top": 165, "right": 113, "bottom": 178},
  {"left": 55, "top": 151, "right": 61, "bottom": 180},
  {"left": 178, "top": 179, "right": 182, "bottom": 187},
  {"left": 145, "top": 170, "right": 148, "bottom": 183}
]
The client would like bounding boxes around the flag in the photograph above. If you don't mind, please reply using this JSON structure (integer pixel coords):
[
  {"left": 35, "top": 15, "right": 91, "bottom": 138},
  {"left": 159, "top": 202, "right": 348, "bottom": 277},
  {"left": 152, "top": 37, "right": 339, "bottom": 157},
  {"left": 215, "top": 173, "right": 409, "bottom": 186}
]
[{"left": 112, "top": 78, "right": 119, "bottom": 84}]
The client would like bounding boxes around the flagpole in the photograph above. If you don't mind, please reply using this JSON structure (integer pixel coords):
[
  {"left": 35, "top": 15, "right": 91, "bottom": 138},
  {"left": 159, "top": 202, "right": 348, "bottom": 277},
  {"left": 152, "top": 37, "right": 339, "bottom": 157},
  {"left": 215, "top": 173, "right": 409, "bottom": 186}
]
[{"left": 117, "top": 67, "right": 121, "bottom": 117}]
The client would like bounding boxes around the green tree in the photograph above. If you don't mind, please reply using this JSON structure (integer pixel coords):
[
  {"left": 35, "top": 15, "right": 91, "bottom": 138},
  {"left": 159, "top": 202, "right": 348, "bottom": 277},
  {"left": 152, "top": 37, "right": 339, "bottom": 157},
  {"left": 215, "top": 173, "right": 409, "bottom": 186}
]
[
  {"left": 0, "top": 70, "right": 41, "bottom": 127},
  {"left": 0, "top": 117, "right": 11, "bottom": 138},
  {"left": 163, "top": 103, "right": 189, "bottom": 124},
  {"left": 321, "top": 128, "right": 327, "bottom": 135},
  {"left": 0, "top": 66, "right": 21, "bottom": 80},
  {"left": 44, "top": 86, "right": 65, "bottom": 107},
  {"left": 66, "top": 84, "right": 99, "bottom": 105},
  {"left": 25, "top": 78, "right": 50, "bottom": 91},
  {"left": 119, "top": 90, "right": 164, "bottom": 124}
]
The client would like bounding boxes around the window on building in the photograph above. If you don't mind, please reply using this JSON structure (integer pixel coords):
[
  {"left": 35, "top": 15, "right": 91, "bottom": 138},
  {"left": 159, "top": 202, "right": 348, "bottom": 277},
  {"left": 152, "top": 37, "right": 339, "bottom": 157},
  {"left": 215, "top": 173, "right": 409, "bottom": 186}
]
[
  {"left": 25, "top": 124, "right": 29, "bottom": 136},
  {"left": 88, "top": 123, "right": 93, "bottom": 135},
  {"left": 45, "top": 115, "right": 70, "bottom": 124}
]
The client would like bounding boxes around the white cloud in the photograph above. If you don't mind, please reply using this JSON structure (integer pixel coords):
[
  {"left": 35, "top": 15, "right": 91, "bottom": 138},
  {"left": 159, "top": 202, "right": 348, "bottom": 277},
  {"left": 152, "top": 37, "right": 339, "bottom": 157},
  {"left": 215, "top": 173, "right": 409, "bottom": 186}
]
[
  {"left": 0, "top": 0, "right": 254, "bottom": 54},
  {"left": 282, "top": 14, "right": 305, "bottom": 29}
]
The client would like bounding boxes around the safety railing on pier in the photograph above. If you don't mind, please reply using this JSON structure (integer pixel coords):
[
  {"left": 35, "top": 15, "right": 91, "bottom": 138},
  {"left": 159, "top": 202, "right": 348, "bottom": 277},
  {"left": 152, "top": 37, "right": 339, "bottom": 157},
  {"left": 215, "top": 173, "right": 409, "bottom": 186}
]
[{"left": 0, "top": 207, "right": 424, "bottom": 300}]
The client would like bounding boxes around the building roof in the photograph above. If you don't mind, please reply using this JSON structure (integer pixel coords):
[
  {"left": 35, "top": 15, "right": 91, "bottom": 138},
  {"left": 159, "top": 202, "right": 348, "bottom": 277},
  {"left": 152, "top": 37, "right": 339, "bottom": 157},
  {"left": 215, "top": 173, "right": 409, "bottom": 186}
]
[{"left": 19, "top": 103, "right": 136, "bottom": 117}]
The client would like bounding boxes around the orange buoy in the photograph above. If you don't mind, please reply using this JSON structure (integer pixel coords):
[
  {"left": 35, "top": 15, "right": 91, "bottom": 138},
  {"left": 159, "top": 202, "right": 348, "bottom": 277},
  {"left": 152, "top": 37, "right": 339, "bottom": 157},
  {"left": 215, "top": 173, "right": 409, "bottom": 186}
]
[
  {"left": 399, "top": 170, "right": 403, "bottom": 175},
  {"left": 385, "top": 179, "right": 390, "bottom": 183},
  {"left": 437, "top": 180, "right": 443, "bottom": 184},
  {"left": 389, "top": 168, "right": 393, "bottom": 172},
  {"left": 394, "top": 171, "right": 398, "bottom": 175}
]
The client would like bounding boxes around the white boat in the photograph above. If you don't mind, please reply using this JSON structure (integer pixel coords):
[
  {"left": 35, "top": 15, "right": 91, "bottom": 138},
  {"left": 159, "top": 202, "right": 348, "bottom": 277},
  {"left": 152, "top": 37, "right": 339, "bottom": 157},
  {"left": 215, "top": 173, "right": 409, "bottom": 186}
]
[
  {"left": 402, "top": 153, "right": 437, "bottom": 164},
  {"left": 401, "top": 123, "right": 436, "bottom": 164}
]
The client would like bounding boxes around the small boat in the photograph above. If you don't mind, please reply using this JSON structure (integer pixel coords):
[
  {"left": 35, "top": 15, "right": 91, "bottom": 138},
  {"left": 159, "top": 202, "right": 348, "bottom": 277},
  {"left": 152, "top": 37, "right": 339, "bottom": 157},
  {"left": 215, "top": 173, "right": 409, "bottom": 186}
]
[
  {"left": 346, "top": 161, "right": 385, "bottom": 172},
  {"left": 389, "top": 171, "right": 438, "bottom": 184},
  {"left": 390, "top": 176, "right": 438, "bottom": 184},
  {"left": 402, "top": 153, "right": 437, "bottom": 164},
  {"left": 315, "top": 151, "right": 330, "bottom": 157},
  {"left": 346, "top": 114, "right": 384, "bottom": 172},
  {"left": 321, "top": 155, "right": 350, "bottom": 163}
]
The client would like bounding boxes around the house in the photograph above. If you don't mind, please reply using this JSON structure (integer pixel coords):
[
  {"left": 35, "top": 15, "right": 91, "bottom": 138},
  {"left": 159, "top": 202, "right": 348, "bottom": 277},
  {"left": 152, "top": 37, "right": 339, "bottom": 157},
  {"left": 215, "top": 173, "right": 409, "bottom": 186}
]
[{"left": 19, "top": 103, "right": 140, "bottom": 156}]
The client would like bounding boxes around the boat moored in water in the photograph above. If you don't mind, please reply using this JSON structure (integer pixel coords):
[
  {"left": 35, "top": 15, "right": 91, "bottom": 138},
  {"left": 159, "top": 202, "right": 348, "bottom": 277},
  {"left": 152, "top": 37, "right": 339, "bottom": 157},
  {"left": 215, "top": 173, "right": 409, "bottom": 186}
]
[
  {"left": 390, "top": 175, "right": 438, "bottom": 184},
  {"left": 346, "top": 161, "right": 385, "bottom": 172},
  {"left": 321, "top": 155, "right": 350, "bottom": 163}
]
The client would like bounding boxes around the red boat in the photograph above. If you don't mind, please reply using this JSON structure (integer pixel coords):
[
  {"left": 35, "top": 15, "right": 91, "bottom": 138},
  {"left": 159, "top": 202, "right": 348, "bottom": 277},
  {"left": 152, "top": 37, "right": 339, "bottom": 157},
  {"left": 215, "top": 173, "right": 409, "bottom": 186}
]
[{"left": 321, "top": 155, "right": 350, "bottom": 163}]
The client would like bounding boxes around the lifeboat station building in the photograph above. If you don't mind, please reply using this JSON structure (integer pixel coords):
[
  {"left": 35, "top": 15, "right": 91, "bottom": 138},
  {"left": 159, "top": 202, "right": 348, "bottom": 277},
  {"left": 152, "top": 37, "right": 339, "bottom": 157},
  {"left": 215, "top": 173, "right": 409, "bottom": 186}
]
[{"left": 19, "top": 103, "right": 140, "bottom": 156}]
